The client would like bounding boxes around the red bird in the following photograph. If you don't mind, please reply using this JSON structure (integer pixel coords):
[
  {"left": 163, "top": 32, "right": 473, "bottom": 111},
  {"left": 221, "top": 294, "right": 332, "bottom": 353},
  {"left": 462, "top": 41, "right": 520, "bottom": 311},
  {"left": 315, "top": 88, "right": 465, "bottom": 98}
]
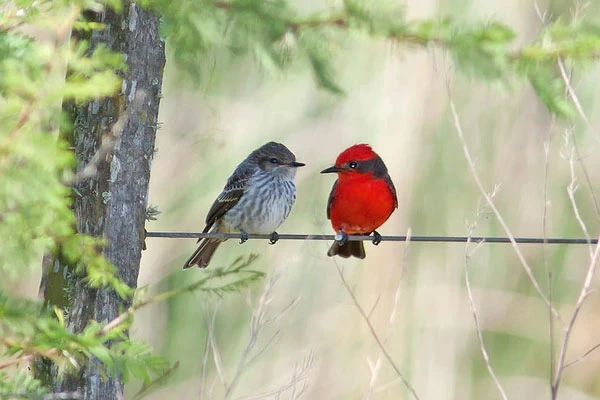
[{"left": 321, "top": 144, "right": 398, "bottom": 258}]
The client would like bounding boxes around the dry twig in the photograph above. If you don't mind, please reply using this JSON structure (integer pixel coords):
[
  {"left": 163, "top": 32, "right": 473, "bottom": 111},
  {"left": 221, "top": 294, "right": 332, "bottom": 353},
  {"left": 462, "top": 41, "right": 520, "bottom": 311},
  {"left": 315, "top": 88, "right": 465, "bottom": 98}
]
[
  {"left": 551, "top": 237, "right": 600, "bottom": 398},
  {"left": 237, "top": 353, "right": 314, "bottom": 400},
  {"left": 333, "top": 259, "right": 419, "bottom": 400},
  {"left": 556, "top": 57, "right": 600, "bottom": 221},
  {"left": 205, "top": 301, "right": 227, "bottom": 395},
  {"left": 446, "top": 79, "right": 562, "bottom": 324},
  {"left": 565, "top": 129, "right": 594, "bottom": 257},
  {"left": 365, "top": 229, "right": 412, "bottom": 400},
  {"left": 543, "top": 131, "right": 557, "bottom": 384},
  {"left": 223, "top": 271, "right": 299, "bottom": 400},
  {"left": 564, "top": 342, "right": 600, "bottom": 369},
  {"left": 464, "top": 196, "right": 509, "bottom": 400}
]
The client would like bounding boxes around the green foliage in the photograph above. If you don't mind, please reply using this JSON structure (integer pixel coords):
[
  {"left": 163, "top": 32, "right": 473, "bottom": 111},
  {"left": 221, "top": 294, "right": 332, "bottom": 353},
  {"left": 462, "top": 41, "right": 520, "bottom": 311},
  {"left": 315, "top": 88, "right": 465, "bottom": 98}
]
[
  {"left": 0, "top": 298, "right": 171, "bottom": 387},
  {"left": 0, "top": 255, "right": 263, "bottom": 393},
  {"left": 148, "top": 0, "right": 345, "bottom": 91},
  {"left": 447, "top": 21, "right": 516, "bottom": 80},
  {"left": 139, "top": 255, "right": 265, "bottom": 305},
  {"left": 184, "top": 254, "right": 265, "bottom": 296},
  {"left": 147, "top": 0, "right": 600, "bottom": 117},
  {"left": 0, "top": 293, "right": 41, "bottom": 333},
  {"left": 61, "top": 235, "right": 134, "bottom": 298},
  {"left": 527, "top": 66, "right": 575, "bottom": 119},
  {"left": 0, "top": 3, "right": 124, "bottom": 279},
  {"left": 520, "top": 19, "right": 600, "bottom": 62},
  {"left": 0, "top": 370, "right": 47, "bottom": 400},
  {"left": 61, "top": 43, "right": 124, "bottom": 101},
  {"left": 0, "top": 0, "right": 169, "bottom": 396},
  {"left": 513, "top": 20, "right": 600, "bottom": 117},
  {"left": 298, "top": 31, "right": 344, "bottom": 94},
  {"left": 344, "top": 0, "right": 405, "bottom": 35}
]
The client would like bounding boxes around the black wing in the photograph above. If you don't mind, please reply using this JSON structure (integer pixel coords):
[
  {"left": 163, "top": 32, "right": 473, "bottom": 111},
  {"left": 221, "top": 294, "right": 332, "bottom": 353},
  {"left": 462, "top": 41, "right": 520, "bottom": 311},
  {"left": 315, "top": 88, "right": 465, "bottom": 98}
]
[
  {"left": 326, "top": 180, "right": 338, "bottom": 220},
  {"left": 384, "top": 174, "right": 399, "bottom": 209},
  {"left": 202, "top": 166, "right": 253, "bottom": 233},
  {"left": 370, "top": 157, "right": 398, "bottom": 209}
]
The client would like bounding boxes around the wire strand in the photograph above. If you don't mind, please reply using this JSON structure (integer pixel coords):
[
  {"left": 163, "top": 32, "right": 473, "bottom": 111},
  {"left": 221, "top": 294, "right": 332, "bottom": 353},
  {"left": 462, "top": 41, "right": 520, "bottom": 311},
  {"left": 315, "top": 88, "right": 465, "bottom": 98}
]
[{"left": 145, "top": 232, "right": 598, "bottom": 245}]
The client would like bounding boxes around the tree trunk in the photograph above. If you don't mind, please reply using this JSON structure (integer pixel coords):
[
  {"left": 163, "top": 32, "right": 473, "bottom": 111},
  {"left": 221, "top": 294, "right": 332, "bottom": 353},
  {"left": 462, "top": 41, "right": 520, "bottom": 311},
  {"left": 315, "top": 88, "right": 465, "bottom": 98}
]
[{"left": 36, "top": 2, "right": 165, "bottom": 399}]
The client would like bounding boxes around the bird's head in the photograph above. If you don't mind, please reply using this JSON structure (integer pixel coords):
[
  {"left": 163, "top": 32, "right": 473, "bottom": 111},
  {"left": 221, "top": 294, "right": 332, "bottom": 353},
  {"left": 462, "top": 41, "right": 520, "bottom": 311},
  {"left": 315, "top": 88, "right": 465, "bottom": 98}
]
[
  {"left": 320, "top": 144, "right": 387, "bottom": 178},
  {"left": 255, "top": 142, "right": 305, "bottom": 179}
]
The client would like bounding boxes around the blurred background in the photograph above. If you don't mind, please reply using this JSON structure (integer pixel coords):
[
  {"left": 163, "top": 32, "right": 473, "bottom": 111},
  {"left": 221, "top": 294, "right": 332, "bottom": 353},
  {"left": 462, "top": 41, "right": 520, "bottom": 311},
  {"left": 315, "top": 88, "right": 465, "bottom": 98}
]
[
  {"left": 137, "top": 0, "right": 600, "bottom": 398},
  {"left": 8, "top": 0, "right": 600, "bottom": 398}
]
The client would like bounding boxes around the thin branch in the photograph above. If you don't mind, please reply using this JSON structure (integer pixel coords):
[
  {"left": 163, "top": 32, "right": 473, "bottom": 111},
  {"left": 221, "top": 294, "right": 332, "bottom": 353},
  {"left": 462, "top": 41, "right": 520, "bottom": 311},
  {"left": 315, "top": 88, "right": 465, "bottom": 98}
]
[
  {"left": 199, "top": 307, "right": 212, "bottom": 399},
  {"left": 464, "top": 196, "right": 509, "bottom": 400},
  {"left": 564, "top": 342, "right": 600, "bottom": 369},
  {"left": 0, "top": 337, "right": 60, "bottom": 371},
  {"left": 543, "top": 128, "right": 556, "bottom": 385},
  {"left": 367, "top": 296, "right": 382, "bottom": 321},
  {"left": 557, "top": 57, "right": 600, "bottom": 219},
  {"left": 334, "top": 260, "right": 420, "bottom": 400},
  {"left": 99, "top": 275, "right": 216, "bottom": 335},
  {"left": 210, "top": 0, "right": 600, "bottom": 64},
  {"left": 0, "top": 256, "right": 262, "bottom": 372},
  {"left": 206, "top": 301, "right": 227, "bottom": 390},
  {"left": 0, "top": 348, "right": 59, "bottom": 371},
  {"left": 551, "top": 237, "right": 600, "bottom": 398},
  {"left": 99, "top": 256, "right": 262, "bottom": 336},
  {"left": 565, "top": 128, "right": 594, "bottom": 258},
  {"left": 365, "top": 229, "right": 412, "bottom": 400},
  {"left": 130, "top": 361, "right": 179, "bottom": 400},
  {"left": 550, "top": 28, "right": 600, "bottom": 398},
  {"left": 446, "top": 80, "right": 562, "bottom": 324},
  {"left": 236, "top": 352, "right": 314, "bottom": 400},
  {"left": 533, "top": 3, "right": 557, "bottom": 385},
  {"left": 557, "top": 58, "right": 591, "bottom": 127},
  {"left": 571, "top": 137, "right": 600, "bottom": 222},
  {"left": 224, "top": 272, "right": 287, "bottom": 400},
  {"left": 245, "top": 330, "right": 281, "bottom": 368}
]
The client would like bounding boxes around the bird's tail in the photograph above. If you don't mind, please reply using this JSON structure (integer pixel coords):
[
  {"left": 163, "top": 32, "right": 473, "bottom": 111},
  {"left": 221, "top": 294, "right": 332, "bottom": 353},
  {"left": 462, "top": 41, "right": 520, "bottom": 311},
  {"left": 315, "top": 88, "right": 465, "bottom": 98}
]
[
  {"left": 183, "top": 238, "right": 226, "bottom": 269},
  {"left": 327, "top": 239, "right": 366, "bottom": 259}
]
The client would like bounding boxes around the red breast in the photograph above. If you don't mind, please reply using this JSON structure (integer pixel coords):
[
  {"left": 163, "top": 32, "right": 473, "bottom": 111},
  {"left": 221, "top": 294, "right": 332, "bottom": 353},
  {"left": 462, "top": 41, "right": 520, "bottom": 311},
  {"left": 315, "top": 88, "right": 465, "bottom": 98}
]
[{"left": 329, "top": 172, "right": 396, "bottom": 233}]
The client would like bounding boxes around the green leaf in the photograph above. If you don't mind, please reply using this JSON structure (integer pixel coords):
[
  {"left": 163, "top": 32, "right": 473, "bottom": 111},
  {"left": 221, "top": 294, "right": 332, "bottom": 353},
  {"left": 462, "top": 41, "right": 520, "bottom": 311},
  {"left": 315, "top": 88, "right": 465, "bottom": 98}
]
[
  {"left": 299, "top": 31, "right": 344, "bottom": 94},
  {"left": 528, "top": 70, "right": 575, "bottom": 119},
  {"left": 0, "top": 370, "right": 46, "bottom": 399}
]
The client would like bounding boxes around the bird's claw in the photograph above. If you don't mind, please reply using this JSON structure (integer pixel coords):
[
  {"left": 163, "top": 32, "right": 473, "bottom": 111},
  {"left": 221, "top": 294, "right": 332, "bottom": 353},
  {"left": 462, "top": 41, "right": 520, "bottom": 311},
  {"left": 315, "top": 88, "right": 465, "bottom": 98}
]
[
  {"left": 372, "top": 231, "right": 382, "bottom": 246},
  {"left": 269, "top": 232, "right": 279, "bottom": 245},
  {"left": 239, "top": 231, "right": 249, "bottom": 244},
  {"left": 335, "top": 230, "right": 349, "bottom": 246}
]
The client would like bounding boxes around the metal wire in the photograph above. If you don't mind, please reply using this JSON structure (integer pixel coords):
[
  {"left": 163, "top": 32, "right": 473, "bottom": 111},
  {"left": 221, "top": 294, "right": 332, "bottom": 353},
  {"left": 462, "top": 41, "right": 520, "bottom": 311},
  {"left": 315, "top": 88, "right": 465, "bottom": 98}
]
[{"left": 145, "top": 231, "right": 599, "bottom": 245}]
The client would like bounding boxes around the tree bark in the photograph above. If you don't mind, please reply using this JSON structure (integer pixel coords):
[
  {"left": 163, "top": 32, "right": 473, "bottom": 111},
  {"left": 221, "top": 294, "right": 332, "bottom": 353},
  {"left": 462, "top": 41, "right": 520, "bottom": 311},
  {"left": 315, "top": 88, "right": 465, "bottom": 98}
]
[{"left": 36, "top": 2, "right": 165, "bottom": 399}]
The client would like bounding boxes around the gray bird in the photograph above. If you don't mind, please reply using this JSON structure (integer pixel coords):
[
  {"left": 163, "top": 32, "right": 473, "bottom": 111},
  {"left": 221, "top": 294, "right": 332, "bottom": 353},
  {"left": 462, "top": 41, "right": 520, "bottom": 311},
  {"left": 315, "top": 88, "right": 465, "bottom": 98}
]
[{"left": 183, "top": 142, "right": 305, "bottom": 269}]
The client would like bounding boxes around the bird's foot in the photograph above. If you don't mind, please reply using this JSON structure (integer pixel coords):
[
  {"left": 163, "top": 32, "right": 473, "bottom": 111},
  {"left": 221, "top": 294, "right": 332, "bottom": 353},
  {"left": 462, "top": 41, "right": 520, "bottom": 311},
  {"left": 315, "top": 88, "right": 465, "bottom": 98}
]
[
  {"left": 335, "top": 230, "right": 349, "bottom": 246},
  {"left": 239, "top": 231, "right": 249, "bottom": 244},
  {"left": 269, "top": 232, "right": 279, "bottom": 245},
  {"left": 372, "top": 231, "right": 382, "bottom": 246}
]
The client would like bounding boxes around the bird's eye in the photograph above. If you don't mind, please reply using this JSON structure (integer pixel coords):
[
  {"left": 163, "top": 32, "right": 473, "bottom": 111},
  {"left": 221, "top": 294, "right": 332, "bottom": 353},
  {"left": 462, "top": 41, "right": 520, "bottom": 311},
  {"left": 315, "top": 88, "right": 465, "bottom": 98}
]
[
  {"left": 270, "top": 158, "right": 279, "bottom": 164},
  {"left": 349, "top": 161, "right": 358, "bottom": 169}
]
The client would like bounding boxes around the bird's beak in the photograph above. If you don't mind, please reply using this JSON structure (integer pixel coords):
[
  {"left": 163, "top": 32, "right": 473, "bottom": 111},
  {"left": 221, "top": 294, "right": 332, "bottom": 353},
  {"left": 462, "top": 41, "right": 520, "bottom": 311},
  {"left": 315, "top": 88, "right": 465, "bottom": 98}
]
[
  {"left": 289, "top": 161, "right": 305, "bottom": 168},
  {"left": 320, "top": 165, "right": 342, "bottom": 174}
]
